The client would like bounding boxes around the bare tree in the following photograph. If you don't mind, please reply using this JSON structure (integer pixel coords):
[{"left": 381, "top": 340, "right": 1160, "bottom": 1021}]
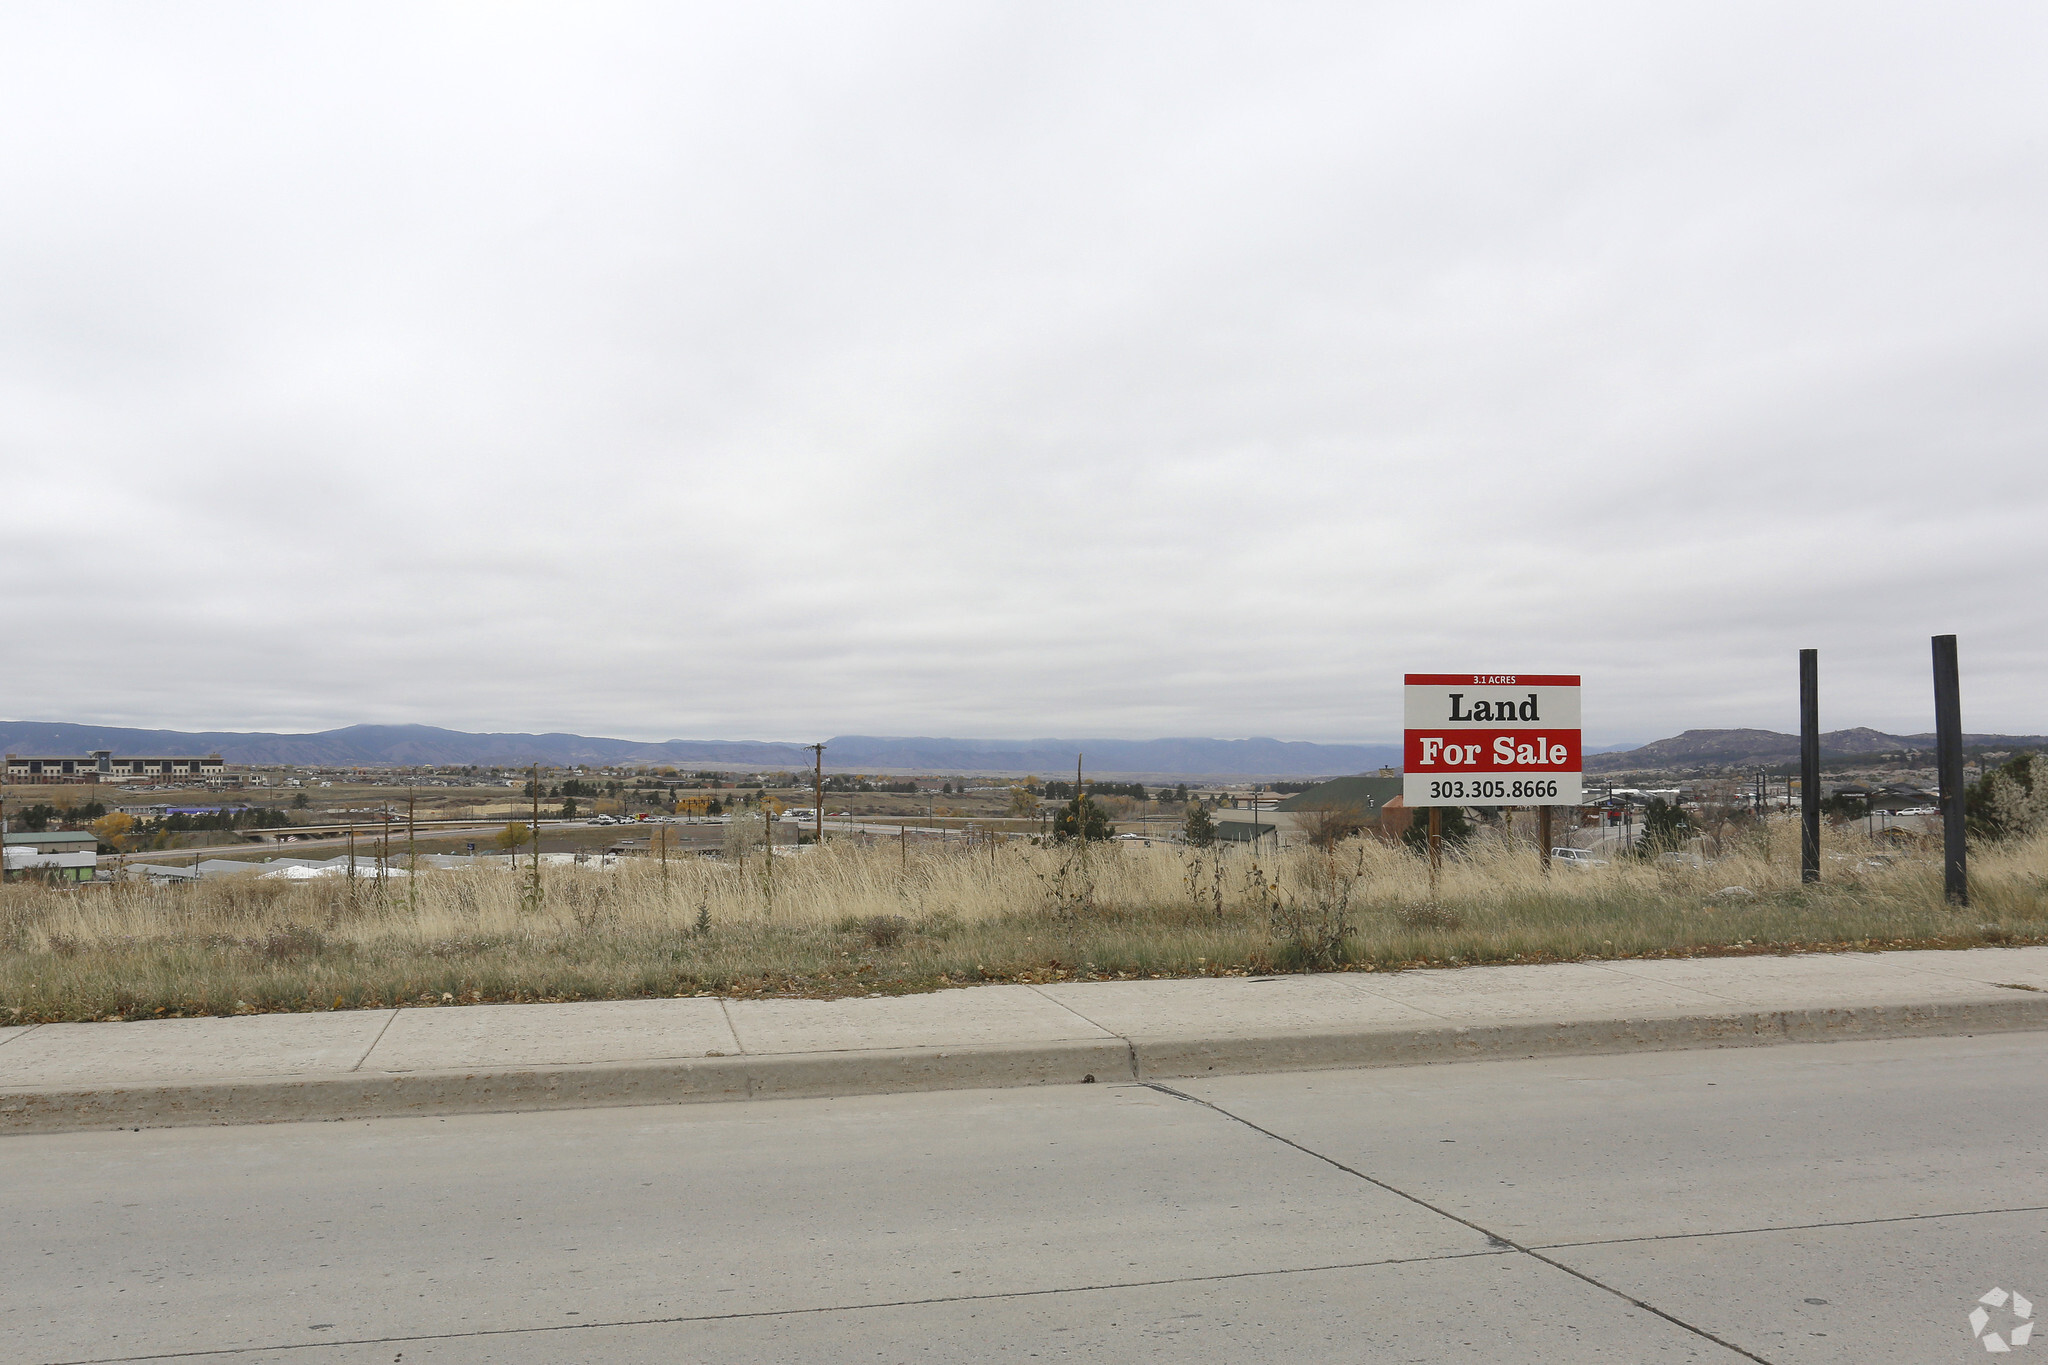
[{"left": 1296, "top": 800, "right": 1367, "bottom": 851}]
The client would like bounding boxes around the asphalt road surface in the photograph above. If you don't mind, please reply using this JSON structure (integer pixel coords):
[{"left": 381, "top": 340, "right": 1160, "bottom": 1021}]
[{"left": 10, "top": 1032, "right": 2047, "bottom": 1363}]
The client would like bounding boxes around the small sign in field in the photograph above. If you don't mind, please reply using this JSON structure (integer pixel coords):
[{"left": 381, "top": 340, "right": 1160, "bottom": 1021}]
[{"left": 1403, "top": 673, "right": 1582, "bottom": 807}]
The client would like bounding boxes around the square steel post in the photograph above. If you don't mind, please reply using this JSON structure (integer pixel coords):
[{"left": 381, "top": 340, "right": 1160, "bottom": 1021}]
[
  {"left": 1933, "top": 634, "right": 1968, "bottom": 905},
  {"left": 1800, "top": 648, "right": 1820, "bottom": 884}
]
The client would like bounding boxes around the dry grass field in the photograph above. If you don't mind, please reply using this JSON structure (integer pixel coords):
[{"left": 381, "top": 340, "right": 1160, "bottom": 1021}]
[{"left": 4, "top": 819, "right": 2046, "bottom": 1023}]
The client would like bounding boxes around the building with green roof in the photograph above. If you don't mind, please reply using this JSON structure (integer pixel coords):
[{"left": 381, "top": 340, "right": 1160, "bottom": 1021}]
[{"left": 1275, "top": 775, "right": 1402, "bottom": 817}]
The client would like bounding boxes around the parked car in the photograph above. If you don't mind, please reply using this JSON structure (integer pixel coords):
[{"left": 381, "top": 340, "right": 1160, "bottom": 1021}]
[{"left": 1550, "top": 847, "right": 1609, "bottom": 868}]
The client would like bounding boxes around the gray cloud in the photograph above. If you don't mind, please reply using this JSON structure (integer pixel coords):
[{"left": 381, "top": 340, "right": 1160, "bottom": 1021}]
[{"left": 3, "top": 2, "right": 2043, "bottom": 746}]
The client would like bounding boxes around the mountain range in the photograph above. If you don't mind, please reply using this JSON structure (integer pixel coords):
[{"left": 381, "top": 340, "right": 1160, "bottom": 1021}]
[
  {"left": 7, "top": 720, "right": 2040, "bottom": 780},
  {"left": 1584, "top": 727, "right": 2048, "bottom": 773},
  {"left": 0, "top": 722, "right": 1400, "bottom": 779}
]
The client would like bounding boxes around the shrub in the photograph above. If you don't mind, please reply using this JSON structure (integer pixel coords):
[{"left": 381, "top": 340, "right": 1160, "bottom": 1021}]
[
  {"left": 1401, "top": 805, "right": 1472, "bottom": 854},
  {"left": 1970, "top": 755, "right": 2046, "bottom": 843},
  {"left": 258, "top": 925, "right": 325, "bottom": 962},
  {"left": 860, "top": 915, "right": 910, "bottom": 949},
  {"left": 1053, "top": 797, "right": 1113, "bottom": 842}
]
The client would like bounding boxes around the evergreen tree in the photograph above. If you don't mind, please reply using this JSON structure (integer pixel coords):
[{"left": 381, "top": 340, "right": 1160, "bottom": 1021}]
[
  {"left": 1054, "top": 795, "right": 1113, "bottom": 842},
  {"left": 1634, "top": 797, "right": 1694, "bottom": 855},
  {"left": 1402, "top": 805, "right": 1473, "bottom": 854},
  {"left": 1968, "top": 753, "right": 2045, "bottom": 842}
]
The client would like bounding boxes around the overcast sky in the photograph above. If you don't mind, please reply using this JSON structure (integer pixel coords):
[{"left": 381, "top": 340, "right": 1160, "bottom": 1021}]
[{"left": 3, "top": 3, "right": 2044, "bottom": 746}]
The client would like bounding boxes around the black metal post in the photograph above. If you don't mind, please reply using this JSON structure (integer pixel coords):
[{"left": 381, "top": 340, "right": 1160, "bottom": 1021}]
[
  {"left": 1933, "top": 634, "right": 1968, "bottom": 905},
  {"left": 1800, "top": 648, "right": 1820, "bottom": 884}
]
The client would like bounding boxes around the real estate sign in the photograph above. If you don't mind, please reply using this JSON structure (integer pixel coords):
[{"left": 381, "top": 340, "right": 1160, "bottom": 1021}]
[{"left": 1403, "top": 673, "right": 1582, "bottom": 807}]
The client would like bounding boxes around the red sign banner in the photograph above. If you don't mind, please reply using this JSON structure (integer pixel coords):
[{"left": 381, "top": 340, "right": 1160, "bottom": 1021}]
[{"left": 1402, "top": 730, "right": 1583, "bottom": 774}]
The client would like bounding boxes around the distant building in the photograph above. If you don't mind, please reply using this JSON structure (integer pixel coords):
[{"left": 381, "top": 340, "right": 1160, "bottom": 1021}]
[
  {"left": 4, "top": 750, "right": 226, "bottom": 784},
  {"left": 1202, "top": 777, "right": 1409, "bottom": 847},
  {"left": 1275, "top": 775, "right": 1404, "bottom": 819},
  {"left": 1206, "top": 817, "right": 1283, "bottom": 844},
  {"left": 3, "top": 830, "right": 99, "bottom": 881}
]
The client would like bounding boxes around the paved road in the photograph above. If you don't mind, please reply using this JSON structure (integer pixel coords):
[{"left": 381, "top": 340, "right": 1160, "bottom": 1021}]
[
  {"left": 1570, "top": 817, "right": 1637, "bottom": 858},
  {"left": 9, "top": 1032, "right": 2046, "bottom": 1363}
]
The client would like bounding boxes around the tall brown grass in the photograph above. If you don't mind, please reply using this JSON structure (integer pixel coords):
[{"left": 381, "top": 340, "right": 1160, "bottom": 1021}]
[{"left": 3, "top": 820, "right": 2045, "bottom": 1022}]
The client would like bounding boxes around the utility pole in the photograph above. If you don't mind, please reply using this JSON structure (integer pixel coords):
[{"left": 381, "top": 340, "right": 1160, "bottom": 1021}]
[
  {"left": 406, "top": 787, "right": 418, "bottom": 914},
  {"left": 1076, "top": 753, "right": 1086, "bottom": 874},
  {"left": 809, "top": 743, "right": 826, "bottom": 847},
  {"left": 1800, "top": 648, "right": 1820, "bottom": 884},
  {"left": 528, "top": 762, "right": 543, "bottom": 909},
  {"left": 1933, "top": 634, "right": 1968, "bottom": 905}
]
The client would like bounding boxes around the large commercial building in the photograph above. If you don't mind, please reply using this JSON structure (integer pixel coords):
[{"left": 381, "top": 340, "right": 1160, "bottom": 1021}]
[{"left": 4, "top": 750, "right": 227, "bottom": 784}]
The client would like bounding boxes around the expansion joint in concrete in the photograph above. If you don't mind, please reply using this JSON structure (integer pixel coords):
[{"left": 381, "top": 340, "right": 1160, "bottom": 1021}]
[
  {"left": 349, "top": 1008, "right": 402, "bottom": 1072},
  {"left": 34, "top": 1247, "right": 1524, "bottom": 1365},
  {"left": 1142, "top": 1082, "right": 1779, "bottom": 1365}
]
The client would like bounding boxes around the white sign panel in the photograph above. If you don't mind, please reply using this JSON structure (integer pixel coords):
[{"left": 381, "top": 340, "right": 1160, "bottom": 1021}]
[{"left": 1403, "top": 673, "right": 1583, "bottom": 807}]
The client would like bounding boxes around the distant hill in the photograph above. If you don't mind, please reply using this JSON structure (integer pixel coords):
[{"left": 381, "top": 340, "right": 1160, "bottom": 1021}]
[
  {"left": 819, "top": 735, "right": 1400, "bottom": 778},
  {"left": 0, "top": 722, "right": 780, "bottom": 769},
  {"left": 0, "top": 721, "right": 1399, "bottom": 779},
  {"left": 1586, "top": 727, "right": 2048, "bottom": 773}
]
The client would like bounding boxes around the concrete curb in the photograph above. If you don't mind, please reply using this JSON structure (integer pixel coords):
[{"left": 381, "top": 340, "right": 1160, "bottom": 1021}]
[
  {"left": 8, "top": 994, "right": 2048, "bottom": 1134},
  {"left": 1132, "top": 995, "right": 2048, "bottom": 1081},
  {"left": 0, "top": 1039, "right": 1135, "bottom": 1135}
]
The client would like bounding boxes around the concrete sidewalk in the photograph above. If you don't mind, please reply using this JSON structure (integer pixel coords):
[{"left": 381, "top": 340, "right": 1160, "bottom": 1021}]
[{"left": 7, "top": 945, "right": 2048, "bottom": 1134}]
